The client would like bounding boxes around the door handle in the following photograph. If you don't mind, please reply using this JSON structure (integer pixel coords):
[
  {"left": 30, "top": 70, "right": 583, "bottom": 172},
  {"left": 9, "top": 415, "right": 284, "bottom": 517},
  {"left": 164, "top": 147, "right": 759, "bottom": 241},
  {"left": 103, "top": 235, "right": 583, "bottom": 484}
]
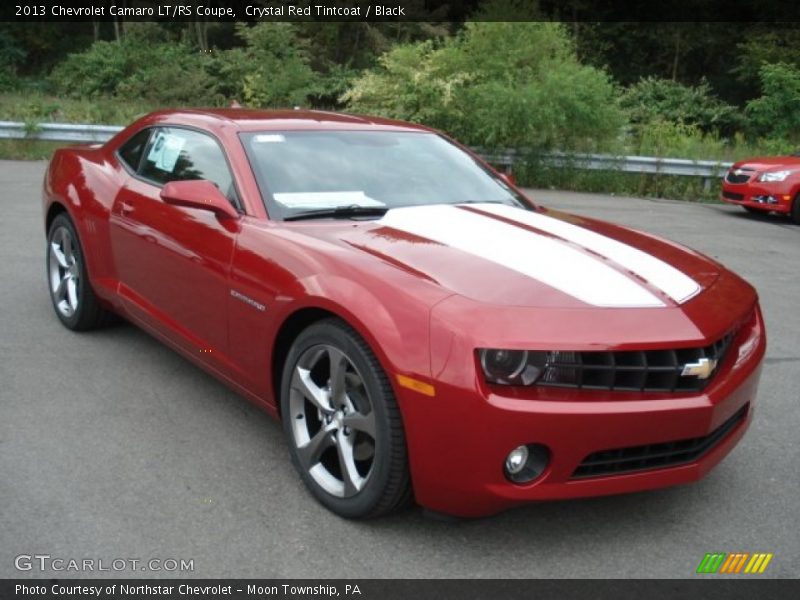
[{"left": 119, "top": 202, "right": 134, "bottom": 216}]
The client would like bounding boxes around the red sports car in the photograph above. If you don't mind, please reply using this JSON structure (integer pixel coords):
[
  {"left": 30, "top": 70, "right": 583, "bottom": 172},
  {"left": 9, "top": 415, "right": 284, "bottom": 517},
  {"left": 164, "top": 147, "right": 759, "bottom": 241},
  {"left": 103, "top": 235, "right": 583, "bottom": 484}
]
[
  {"left": 43, "top": 110, "right": 766, "bottom": 518},
  {"left": 721, "top": 155, "right": 800, "bottom": 223}
]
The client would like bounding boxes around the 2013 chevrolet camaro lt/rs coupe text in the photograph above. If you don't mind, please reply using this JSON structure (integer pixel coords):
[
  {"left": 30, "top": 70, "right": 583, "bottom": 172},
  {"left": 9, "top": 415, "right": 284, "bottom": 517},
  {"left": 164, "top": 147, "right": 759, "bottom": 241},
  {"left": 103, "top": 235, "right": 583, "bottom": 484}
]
[{"left": 43, "top": 110, "right": 766, "bottom": 518}]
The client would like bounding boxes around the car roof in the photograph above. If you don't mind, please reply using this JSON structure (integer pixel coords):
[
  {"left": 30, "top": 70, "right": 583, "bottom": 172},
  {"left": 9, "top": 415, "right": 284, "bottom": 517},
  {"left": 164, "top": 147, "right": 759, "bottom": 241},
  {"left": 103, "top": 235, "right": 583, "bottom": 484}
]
[{"left": 142, "top": 108, "right": 432, "bottom": 134}]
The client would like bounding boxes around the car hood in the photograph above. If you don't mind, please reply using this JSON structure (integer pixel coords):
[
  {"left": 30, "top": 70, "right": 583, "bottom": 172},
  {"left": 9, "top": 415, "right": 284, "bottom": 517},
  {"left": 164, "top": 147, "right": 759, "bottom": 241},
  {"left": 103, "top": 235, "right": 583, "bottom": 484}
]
[
  {"left": 732, "top": 155, "right": 800, "bottom": 171},
  {"left": 293, "top": 203, "right": 723, "bottom": 309}
]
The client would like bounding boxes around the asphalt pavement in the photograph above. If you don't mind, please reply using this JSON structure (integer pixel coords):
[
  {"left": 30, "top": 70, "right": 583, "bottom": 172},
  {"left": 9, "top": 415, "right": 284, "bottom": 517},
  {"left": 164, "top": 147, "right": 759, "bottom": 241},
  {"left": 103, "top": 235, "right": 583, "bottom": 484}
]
[{"left": 1, "top": 160, "right": 798, "bottom": 578}]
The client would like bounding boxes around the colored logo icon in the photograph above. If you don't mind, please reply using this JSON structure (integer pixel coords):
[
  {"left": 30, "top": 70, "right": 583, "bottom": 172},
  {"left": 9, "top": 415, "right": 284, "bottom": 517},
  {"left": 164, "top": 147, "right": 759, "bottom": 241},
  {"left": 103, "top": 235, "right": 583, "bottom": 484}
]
[{"left": 696, "top": 553, "right": 773, "bottom": 574}]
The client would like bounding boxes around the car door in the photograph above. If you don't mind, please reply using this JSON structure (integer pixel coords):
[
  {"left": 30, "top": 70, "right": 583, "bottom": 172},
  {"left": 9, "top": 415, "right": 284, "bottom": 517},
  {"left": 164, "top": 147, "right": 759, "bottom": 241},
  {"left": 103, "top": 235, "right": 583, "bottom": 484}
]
[{"left": 109, "top": 126, "right": 242, "bottom": 373}]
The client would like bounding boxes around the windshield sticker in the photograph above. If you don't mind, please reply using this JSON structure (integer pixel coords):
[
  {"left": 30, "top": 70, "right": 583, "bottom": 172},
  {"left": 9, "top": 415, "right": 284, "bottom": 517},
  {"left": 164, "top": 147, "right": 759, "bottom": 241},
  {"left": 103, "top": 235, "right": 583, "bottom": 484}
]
[
  {"left": 274, "top": 191, "right": 385, "bottom": 209},
  {"left": 254, "top": 134, "right": 286, "bottom": 143},
  {"left": 147, "top": 132, "right": 185, "bottom": 172}
]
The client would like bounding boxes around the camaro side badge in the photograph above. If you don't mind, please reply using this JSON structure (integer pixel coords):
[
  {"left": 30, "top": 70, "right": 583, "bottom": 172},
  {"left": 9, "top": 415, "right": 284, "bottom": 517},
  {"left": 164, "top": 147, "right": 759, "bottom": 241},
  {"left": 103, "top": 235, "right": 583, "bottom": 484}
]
[
  {"left": 681, "top": 357, "right": 718, "bottom": 379},
  {"left": 230, "top": 289, "right": 266, "bottom": 312}
]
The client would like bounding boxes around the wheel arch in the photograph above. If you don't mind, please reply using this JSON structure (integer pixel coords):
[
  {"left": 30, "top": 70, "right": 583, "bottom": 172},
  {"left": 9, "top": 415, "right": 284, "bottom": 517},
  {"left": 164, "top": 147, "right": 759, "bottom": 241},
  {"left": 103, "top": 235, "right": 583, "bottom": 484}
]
[
  {"left": 271, "top": 306, "right": 339, "bottom": 416},
  {"left": 45, "top": 201, "right": 69, "bottom": 235},
  {"left": 269, "top": 288, "right": 427, "bottom": 419}
]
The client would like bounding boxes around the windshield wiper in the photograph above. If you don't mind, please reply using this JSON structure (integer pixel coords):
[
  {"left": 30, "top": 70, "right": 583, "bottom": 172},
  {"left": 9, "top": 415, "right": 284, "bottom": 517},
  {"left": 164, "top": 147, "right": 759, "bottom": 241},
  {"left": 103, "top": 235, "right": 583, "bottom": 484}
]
[{"left": 284, "top": 205, "right": 389, "bottom": 222}]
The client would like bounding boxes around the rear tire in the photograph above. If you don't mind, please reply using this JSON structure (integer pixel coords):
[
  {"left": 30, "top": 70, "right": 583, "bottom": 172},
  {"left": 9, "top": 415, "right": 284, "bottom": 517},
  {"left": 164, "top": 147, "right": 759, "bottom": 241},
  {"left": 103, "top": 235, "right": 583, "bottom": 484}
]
[
  {"left": 280, "top": 318, "right": 412, "bottom": 518},
  {"left": 46, "top": 213, "right": 111, "bottom": 331}
]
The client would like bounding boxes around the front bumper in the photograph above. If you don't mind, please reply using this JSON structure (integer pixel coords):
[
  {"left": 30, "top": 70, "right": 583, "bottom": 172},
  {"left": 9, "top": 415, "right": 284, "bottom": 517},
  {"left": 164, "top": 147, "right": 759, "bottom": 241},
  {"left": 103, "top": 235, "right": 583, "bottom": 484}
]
[
  {"left": 399, "top": 305, "right": 765, "bottom": 517},
  {"left": 721, "top": 182, "right": 793, "bottom": 213}
]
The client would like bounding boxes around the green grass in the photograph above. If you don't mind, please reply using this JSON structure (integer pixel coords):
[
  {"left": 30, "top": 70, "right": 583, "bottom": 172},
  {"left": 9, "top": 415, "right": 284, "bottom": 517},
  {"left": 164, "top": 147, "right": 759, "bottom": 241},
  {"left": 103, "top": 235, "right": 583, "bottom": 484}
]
[
  {"left": 0, "top": 91, "right": 160, "bottom": 160},
  {"left": 0, "top": 92, "right": 158, "bottom": 126},
  {"left": 0, "top": 139, "right": 63, "bottom": 161}
]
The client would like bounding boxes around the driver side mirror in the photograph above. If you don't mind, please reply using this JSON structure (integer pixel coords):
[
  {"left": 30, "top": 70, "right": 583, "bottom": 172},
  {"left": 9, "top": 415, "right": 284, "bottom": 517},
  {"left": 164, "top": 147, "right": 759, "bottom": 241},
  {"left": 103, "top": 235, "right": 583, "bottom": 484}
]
[{"left": 160, "top": 180, "right": 239, "bottom": 219}]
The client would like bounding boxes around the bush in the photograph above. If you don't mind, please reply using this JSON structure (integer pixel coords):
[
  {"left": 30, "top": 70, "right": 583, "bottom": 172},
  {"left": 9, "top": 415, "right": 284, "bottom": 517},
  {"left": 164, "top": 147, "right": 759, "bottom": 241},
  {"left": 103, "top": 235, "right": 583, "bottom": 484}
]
[
  {"left": 633, "top": 119, "right": 728, "bottom": 159},
  {"left": 51, "top": 40, "right": 136, "bottom": 97},
  {"left": 208, "top": 23, "right": 318, "bottom": 108},
  {"left": 50, "top": 27, "right": 222, "bottom": 105},
  {"left": 621, "top": 77, "right": 742, "bottom": 136},
  {"left": 343, "top": 15, "right": 625, "bottom": 152},
  {"left": 115, "top": 47, "right": 222, "bottom": 106},
  {"left": 746, "top": 62, "right": 800, "bottom": 144}
]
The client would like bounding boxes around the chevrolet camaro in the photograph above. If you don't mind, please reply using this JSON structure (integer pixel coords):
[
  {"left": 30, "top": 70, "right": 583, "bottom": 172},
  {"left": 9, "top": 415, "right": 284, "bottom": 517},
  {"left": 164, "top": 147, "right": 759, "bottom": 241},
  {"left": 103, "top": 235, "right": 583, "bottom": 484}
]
[{"left": 43, "top": 110, "right": 766, "bottom": 518}]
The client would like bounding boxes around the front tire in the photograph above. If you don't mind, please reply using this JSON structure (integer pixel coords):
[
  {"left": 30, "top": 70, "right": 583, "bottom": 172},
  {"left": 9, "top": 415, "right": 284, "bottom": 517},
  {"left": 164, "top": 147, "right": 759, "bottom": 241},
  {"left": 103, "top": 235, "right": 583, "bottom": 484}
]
[
  {"left": 280, "top": 318, "right": 411, "bottom": 518},
  {"left": 792, "top": 194, "right": 800, "bottom": 225},
  {"left": 46, "top": 213, "right": 110, "bottom": 330}
]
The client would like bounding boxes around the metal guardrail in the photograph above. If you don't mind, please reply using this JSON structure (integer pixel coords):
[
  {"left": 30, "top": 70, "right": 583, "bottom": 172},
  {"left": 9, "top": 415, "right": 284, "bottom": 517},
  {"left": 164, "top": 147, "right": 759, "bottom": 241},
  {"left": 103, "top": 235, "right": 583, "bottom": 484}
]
[
  {"left": 0, "top": 121, "right": 123, "bottom": 143},
  {"left": 0, "top": 121, "right": 734, "bottom": 178},
  {"left": 480, "top": 149, "right": 733, "bottom": 179}
]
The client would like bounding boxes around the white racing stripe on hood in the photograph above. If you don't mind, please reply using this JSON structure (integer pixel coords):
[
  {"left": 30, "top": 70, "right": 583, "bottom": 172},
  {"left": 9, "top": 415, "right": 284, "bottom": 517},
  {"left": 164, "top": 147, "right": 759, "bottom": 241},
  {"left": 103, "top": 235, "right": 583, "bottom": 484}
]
[
  {"left": 476, "top": 203, "right": 701, "bottom": 304},
  {"left": 380, "top": 204, "right": 666, "bottom": 307}
]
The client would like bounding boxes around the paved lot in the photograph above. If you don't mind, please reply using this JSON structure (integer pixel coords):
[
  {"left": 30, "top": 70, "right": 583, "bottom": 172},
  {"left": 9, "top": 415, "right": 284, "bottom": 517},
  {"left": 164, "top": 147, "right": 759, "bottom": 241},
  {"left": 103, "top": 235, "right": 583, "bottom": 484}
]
[{"left": 1, "top": 160, "right": 798, "bottom": 579}]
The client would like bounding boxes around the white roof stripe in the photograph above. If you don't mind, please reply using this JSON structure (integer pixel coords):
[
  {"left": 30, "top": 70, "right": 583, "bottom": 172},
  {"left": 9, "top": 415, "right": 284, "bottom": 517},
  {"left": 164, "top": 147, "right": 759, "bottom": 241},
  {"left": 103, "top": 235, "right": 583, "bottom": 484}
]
[
  {"left": 475, "top": 203, "right": 701, "bottom": 304},
  {"left": 379, "top": 204, "right": 666, "bottom": 307}
]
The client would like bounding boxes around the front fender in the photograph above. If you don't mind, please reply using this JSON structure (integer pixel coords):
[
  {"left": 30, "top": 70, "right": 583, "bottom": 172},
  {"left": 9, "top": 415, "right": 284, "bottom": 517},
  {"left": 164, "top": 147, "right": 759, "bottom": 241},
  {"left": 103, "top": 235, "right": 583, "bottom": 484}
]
[{"left": 285, "top": 272, "right": 438, "bottom": 386}]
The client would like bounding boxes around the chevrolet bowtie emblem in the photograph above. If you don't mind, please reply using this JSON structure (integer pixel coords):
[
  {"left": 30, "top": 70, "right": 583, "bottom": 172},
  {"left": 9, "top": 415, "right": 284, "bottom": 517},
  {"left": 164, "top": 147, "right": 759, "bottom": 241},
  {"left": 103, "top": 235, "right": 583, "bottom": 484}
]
[{"left": 681, "top": 357, "right": 718, "bottom": 379}]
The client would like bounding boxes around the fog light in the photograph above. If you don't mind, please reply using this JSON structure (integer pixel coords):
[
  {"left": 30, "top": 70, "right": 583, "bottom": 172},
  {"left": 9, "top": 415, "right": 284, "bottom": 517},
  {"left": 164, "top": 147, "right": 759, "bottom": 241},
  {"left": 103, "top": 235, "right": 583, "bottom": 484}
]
[
  {"left": 505, "top": 445, "right": 529, "bottom": 475},
  {"left": 504, "top": 444, "right": 550, "bottom": 484},
  {"left": 753, "top": 195, "right": 779, "bottom": 205}
]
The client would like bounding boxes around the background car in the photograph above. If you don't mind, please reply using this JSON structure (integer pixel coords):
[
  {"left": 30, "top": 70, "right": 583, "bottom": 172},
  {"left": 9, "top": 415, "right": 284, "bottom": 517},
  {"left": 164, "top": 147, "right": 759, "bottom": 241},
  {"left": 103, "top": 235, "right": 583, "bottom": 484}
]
[
  {"left": 43, "top": 109, "right": 766, "bottom": 518},
  {"left": 721, "top": 155, "right": 800, "bottom": 223}
]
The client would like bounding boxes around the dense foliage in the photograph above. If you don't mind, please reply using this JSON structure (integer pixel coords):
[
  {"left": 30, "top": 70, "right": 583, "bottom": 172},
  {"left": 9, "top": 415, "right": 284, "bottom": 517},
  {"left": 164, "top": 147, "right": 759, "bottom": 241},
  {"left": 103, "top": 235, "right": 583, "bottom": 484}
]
[
  {"left": 621, "top": 77, "right": 742, "bottom": 137},
  {"left": 50, "top": 23, "right": 218, "bottom": 103},
  {"left": 3, "top": 2, "right": 800, "bottom": 199},
  {"left": 343, "top": 22, "right": 624, "bottom": 151},
  {"left": 746, "top": 63, "right": 800, "bottom": 144}
]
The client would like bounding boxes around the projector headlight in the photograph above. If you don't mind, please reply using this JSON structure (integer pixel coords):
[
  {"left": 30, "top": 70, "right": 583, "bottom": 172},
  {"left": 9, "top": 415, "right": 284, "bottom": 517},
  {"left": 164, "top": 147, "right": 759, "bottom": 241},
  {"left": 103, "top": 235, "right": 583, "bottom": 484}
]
[{"left": 479, "top": 349, "right": 548, "bottom": 385}]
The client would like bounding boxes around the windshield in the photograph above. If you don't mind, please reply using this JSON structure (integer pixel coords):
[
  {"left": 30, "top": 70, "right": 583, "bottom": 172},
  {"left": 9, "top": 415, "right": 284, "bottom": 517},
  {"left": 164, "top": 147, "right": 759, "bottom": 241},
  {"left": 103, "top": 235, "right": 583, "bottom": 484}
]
[{"left": 240, "top": 130, "right": 528, "bottom": 220}]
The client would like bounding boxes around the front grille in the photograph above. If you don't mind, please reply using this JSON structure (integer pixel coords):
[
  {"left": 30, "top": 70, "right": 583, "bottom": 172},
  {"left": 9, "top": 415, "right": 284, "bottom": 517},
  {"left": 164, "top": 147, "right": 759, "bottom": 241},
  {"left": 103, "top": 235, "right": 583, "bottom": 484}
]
[
  {"left": 725, "top": 169, "right": 753, "bottom": 184},
  {"left": 571, "top": 404, "right": 749, "bottom": 478},
  {"left": 722, "top": 190, "right": 745, "bottom": 201},
  {"left": 538, "top": 332, "right": 735, "bottom": 393}
]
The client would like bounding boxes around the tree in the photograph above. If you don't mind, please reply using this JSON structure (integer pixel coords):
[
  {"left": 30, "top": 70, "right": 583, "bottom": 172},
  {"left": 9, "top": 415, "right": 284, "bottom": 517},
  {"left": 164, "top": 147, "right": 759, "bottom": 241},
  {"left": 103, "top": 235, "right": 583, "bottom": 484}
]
[
  {"left": 50, "top": 23, "right": 221, "bottom": 105},
  {"left": 343, "top": 13, "right": 624, "bottom": 151},
  {"left": 208, "top": 23, "right": 318, "bottom": 108},
  {"left": 746, "top": 62, "right": 800, "bottom": 143}
]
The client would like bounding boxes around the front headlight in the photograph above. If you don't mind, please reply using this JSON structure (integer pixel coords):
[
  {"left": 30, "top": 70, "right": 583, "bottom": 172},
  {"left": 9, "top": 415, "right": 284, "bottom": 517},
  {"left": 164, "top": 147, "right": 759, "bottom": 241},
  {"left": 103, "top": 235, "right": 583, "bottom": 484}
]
[
  {"left": 758, "top": 170, "right": 792, "bottom": 182},
  {"left": 479, "top": 349, "right": 584, "bottom": 386},
  {"left": 479, "top": 349, "right": 546, "bottom": 385}
]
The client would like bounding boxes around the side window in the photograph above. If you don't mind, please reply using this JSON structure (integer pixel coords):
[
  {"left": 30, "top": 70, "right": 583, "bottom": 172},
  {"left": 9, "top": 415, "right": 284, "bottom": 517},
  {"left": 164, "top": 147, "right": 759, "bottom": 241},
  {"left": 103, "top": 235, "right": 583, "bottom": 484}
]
[
  {"left": 139, "top": 127, "right": 237, "bottom": 204},
  {"left": 117, "top": 128, "right": 152, "bottom": 172}
]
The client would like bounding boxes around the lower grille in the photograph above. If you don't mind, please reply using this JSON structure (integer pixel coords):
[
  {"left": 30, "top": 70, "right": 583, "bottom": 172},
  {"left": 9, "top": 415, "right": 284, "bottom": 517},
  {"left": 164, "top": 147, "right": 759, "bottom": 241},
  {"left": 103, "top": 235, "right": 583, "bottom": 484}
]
[
  {"left": 722, "top": 190, "right": 745, "bottom": 201},
  {"left": 571, "top": 404, "right": 749, "bottom": 479},
  {"left": 725, "top": 170, "right": 753, "bottom": 184}
]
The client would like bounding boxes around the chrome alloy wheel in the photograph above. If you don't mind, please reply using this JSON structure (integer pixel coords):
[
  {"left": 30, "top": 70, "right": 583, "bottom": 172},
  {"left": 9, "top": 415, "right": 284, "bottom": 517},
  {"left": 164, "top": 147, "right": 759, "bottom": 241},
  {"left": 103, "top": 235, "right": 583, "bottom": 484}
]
[
  {"left": 289, "top": 344, "right": 377, "bottom": 498},
  {"left": 48, "top": 225, "right": 80, "bottom": 318}
]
